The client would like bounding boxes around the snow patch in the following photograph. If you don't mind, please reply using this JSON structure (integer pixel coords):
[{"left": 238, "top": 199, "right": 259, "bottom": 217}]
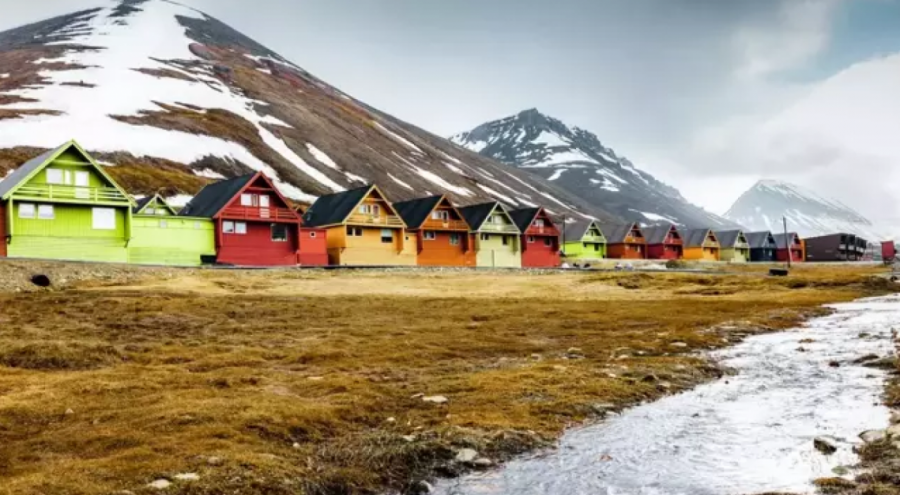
[
  {"left": 165, "top": 194, "right": 194, "bottom": 208},
  {"left": 476, "top": 184, "right": 517, "bottom": 205},
  {"left": 345, "top": 171, "right": 367, "bottom": 183},
  {"left": 306, "top": 144, "right": 339, "bottom": 170},
  {"left": 195, "top": 168, "right": 225, "bottom": 179},
  {"left": 374, "top": 122, "right": 423, "bottom": 153},
  {"left": 388, "top": 173, "right": 414, "bottom": 191},
  {"left": 548, "top": 169, "right": 566, "bottom": 181}
]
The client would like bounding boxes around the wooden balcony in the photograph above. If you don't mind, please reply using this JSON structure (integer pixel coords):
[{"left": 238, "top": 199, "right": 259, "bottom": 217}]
[
  {"left": 524, "top": 225, "right": 560, "bottom": 236},
  {"left": 481, "top": 223, "right": 520, "bottom": 234},
  {"left": 347, "top": 214, "right": 405, "bottom": 227},
  {"left": 15, "top": 184, "right": 129, "bottom": 203},
  {"left": 580, "top": 234, "right": 606, "bottom": 243},
  {"left": 221, "top": 206, "right": 298, "bottom": 221},
  {"left": 422, "top": 218, "right": 469, "bottom": 231}
]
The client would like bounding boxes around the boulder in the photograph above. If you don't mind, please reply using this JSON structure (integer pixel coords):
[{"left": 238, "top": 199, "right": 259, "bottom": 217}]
[
  {"left": 852, "top": 354, "right": 881, "bottom": 365},
  {"left": 860, "top": 430, "right": 887, "bottom": 443},
  {"left": 890, "top": 410, "right": 900, "bottom": 425},
  {"left": 422, "top": 396, "right": 449, "bottom": 405},
  {"left": 454, "top": 448, "right": 478, "bottom": 463},
  {"left": 174, "top": 473, "right": 199, "bottom": 481},
  {"left": 814, "top": 437, "right": 838, "bottom": 455},
  {"left": 670, "top": 342, "right": 689, "bottom": 349},
  {"left": 590, "top": 403, "right": 617, "bottom": 415},
  {"left": 147, "top": 479, "right": 171, "bottom": 490},
  {"left": 828, "top": 361, "right": 841, "bottom": 368},
  {"left": 472, "top": 458, "right": 493, "bottom": 467}
]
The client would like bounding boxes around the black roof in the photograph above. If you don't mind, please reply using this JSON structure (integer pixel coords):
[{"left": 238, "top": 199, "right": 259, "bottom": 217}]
[
  {"left": 560, "top": 219, "right": 596, "bottom": 243},
  {"left": 180, "top": 174, "right": 255, "bottom": 218},
  {"left": 773, "top": 233, "right": 800, "bottom": 249},
  {"left": 715, "top": 230, "right": 745, "bottom": 248},
  {"left": 508, "top": 207, "right": 540, "bottom": 233},
  {"left": 745, "top": 231, "right": 776, "bottom": 249},
  {"left": 596, "top": 223, "right": 638, "bottom": 243},
  {"left": 682, "top": 229, "right": 713, "bottom": 248},
  {"left": 459, "top": 202, "right": 500, "bottom": 231},
  {"left": 303, "top": 185, "right": 373, "bottom": 228},
  {"left": 643, "top": 225, "right": 678, "bottom": 245},
  {"left": 0, "top": 143, "right": 69, "bottom": 199},
  {"left": 394, "top": 195, "right": 443, "bottom": 230}
]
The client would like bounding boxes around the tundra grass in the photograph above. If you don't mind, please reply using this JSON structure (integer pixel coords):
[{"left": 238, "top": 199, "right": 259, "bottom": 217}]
[{"left": 0, "top": 266, "right": 893, "bottom": 495}]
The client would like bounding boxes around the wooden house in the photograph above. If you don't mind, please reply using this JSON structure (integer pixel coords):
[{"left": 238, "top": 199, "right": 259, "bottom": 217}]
[
  {"left": 129, "top": 194, "right": 216, "bottom": 266},
  {"left": 394, "top": 195, "right": 475, "bottom": 267},
  {"left": 180, "top": 172, "right": 305, "bottom": 266},
  {"left": 803, "top": 233, "right": 866, "bottom": 262},
  {"left": 0, "top": 141, "right": 133, "bottom": 263},
  {"left": 302, "top": 184, "right": 416, "bottom": 266},
  {"left": 459, "top": 202, "right": 522, "bottom": 268},
  {"left": 559, "top": 219, "right": 607, "bottom": 260},
  {"left": 773, "top": 232, "right": 804, "bottom": 263},
  {"left": 643, "top": 225, "right": 683, "bottom": 260},
  {"left": 509, "top": 207, "right": 561, "bottom": 268},
  {"left": 715, "top": 230, "right": 751, "bottom": 263},
  {"left": 745, "top": 231, "right": 777, "bottom": 262},
  {"left": 597, "top": 223, "right": 646, "bottom": 259},
  {"left": 682, "top": 229, "right": 720, "bottom": 261}
]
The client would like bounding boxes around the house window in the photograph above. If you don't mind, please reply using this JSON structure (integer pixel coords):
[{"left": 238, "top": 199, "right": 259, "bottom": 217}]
[
  {"left": 18, "top": 203, "right": 35, "bottom": 219},
  {"left": 424, "top": 231, "right": 437, "bottom": 241},
  {"left": 534, "top": 219, "right": 545, "bottom": 227},
  {"left": 36, "top": 205, "right": 54, "bottom": 220},
  {"left": 156, "top": 209, "right": 167, "bottom": 216},
  {"left": 271, "top": 224, "right": 288, "bottom": 242},
  {"left": 159, "top": 220, "right": 168, "bottom": 229},
  {"left": 432, "top": 210, "right": 450, "bottom": 221},
  {"left": 480, "top": 233, "right": 490, "bottom": 241},
  {"left": 223, "top": 221, "right": 235, "bottom": 234},
  {"left": 241, "top": 194, "right": 253, "bottom": 207},
  {"left": 360, "top": 204, "right": 380, "bottom": 216},
  {"left": 194, "top": 222, "right": 202, "bottom": 230},
  {"left": 46, "top": 168, "right": 64, "bottom": 184},
  {"left": 310, "top": 231, "right": 317, "bottom": 238},
  {"left": 527, "top": 236, "right": 536, "bottom": 243},
  {"left": 544, "top": 237, "right": 553, "bottom": 247},
  {"left": 502, "top": 236, "right": 510, "bottom": 246},
  {"left": 346, "top": 226, "right": 363, "bottom": 237},
  {"left": 381, "top": 229, "right": 393, "bottom": 243},
  {"left": 594, "top": 243, "right": 600, "bottom": 252},
  {"left": 450, "top": 233, "right": 460, "bottom": 246},
  {"left": 259, "top": 195, "right": 270, "bottom": 208},
  {"left": 92, "top": 208, "right": 116, "bottom": 230},
  {"left": 145, "top": 207, "right": 156, "bottom": 215},
  {"left": 74, "top": 171, "right": 89, "bottom": 187},
  {"left": 235, "top": 222, "right": 247, "bottom": 235}
]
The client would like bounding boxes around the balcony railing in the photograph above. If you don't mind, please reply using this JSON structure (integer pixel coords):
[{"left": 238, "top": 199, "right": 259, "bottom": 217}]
[
  {"left": 221, "top": 206, "right": 298, "bottom": 221},
  {"left": 525, "top": 225, "right": 560, "bottom": 236},
  {"left": 15, "top": 184, "right": 129, "bottom": 203},
  {"left": 481, "top": 223, "right": 520, "bottom": 234},
  {"left": 422, "top": 218, "right": 469, "bottom": 231},
  {"left": 347, "top": 214, "right": 405, "bottom": 227},
  {"left": 581, "top": 234, "right": 606, "bottom": 243}
]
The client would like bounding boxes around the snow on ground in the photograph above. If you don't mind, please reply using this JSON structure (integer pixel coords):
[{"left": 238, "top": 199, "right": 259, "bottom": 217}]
[
  {"left": 501, "top": 171, "right": 575, "bottom": 211},
  {"left": 412, "top": 168, "right": 473, "bottom": 197},
  {"left": 443, "top": 161, "right": 464, "bottom": 174},
  {"left": 475, "top": 169, "right": 528, "bottom": 197},
  {"left": 388, "top": 173, "right": 414, "bottom": 191},
  {"left": 0, "top": 0, "right": 334, "bottom": 200},
  {"left": 523, "top": 149, "right": 595, "bottom": 168},
  {"left": 533, "top": 130, "right": 569, "bottom": 148},
  {"left": 635, "top": 210, "right": 679, "bottom": 224},
  {"left": 597, "top": 168, "right": 628, "bottom": 184},
  {"left": 0, "top": 74, "right": 9, "bottom": 79},
  {"left": 548, "top": 169, "right": 566, "bottom": 181},
  {"left": 451, "top": 134, "right": 488, "bottom": 153},
  {"left": 165, "top": 194, "right": 195, "bottom": 208},
  {"left": 620, "top": 161, "right": 652, "bottom": 186},
  {"left": 374, "top": 122, "right": 423, "bottom": 153},
  {"left": 344, "top": 172, "right": 367, "bottom": 183},
  {"left": 476, "top": 184, "right": 517, "bottom": 205},
  {"left": 439, "top": 150, "right": 464, "bottom": 165},
  {"left": 256, "top": 68, "right": 272, "bottom": 75},
  {"left": 598, "top": 150, "right": 618, "bottom": 163},
  {"left": 194, "top": 168, "right": 225, "bottom": 179},
  {"left": 598, "top": 178, "right": 620, "bottom": 192},
  {"left": 306, "top": 143, "right": 339, "bottom": 170}
]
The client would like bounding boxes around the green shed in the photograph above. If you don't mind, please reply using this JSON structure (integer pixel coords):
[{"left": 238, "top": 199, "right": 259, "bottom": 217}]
[
  {"left": 560, "top": 219, "right": 607, "bottom": 260},
  {"left": 128, "top": 194, "right": 216, "bottom": 266},
  {"left": 0, "top": 141, "right": 133, "bottom": 263}
]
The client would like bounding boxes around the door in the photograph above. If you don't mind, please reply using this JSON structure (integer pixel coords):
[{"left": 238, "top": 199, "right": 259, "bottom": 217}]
[{"left": 74, "top": 171, "right": 90, "bottom": 200}]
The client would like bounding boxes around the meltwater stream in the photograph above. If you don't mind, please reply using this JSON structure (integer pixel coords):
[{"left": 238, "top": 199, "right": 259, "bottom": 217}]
[{"left": 436, "top": 296, "right": 900, "bottom": 495}]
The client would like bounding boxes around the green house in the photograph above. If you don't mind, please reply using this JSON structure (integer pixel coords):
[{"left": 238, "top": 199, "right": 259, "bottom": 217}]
[
  {"left": 458, "top": 202, "right": 522, "bottom": 268},
  {"left": 560, "top": 219, "right": 607, "bottom": 260},
  {"left": 0, "top": 141, "right": 133, "bottom": 263},
  {"left": 128, "top": 194, "right": 216, "bottom": 266}
]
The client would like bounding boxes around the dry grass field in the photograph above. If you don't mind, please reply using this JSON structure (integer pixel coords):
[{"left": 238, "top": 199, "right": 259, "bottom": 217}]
[{"left": 0, "top": 263, "right": 894, "bottom": 494}]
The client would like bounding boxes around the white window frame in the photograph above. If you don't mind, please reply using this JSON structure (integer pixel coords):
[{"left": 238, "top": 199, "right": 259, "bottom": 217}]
[
  {"left": 223, "top": 221, "right": 236, "bottom": 234},
  {"left": 527, "top": 236, "right": 536, "bottom": 243},
  {"left": 145, "top": 207, "right": 156, "bottom": 215},
  {"left": 18, "top": 203, "right": 35, "bottom": 219},
  {"left": 450, "top": 233, "right": 460, "bottom": 246},
  {"left": 259, "top": 195, "right": 270, "bottom": 208},
  {"left": 235, "top": 222, "right": 247, "bottom": 235},
  {"left": 240, "top": 194, "right": 253, "bottom": 207},
  {"left": 74, "top": 171, "right": 89, "bottom": 187},
  {"left": 480, "top": 233, "right": 490, "bottom": 241},
  {"left": 92, "top": 208, "right": 116, "bottom": 231},
  {"left": 310, "top": 231, "right": 317, "bottom": 238},
  {"left": 381, "top": 228, "right": 393, "bottom": 244},
  {"left": 37, "top": 205, "right": 54, "bottom": 220},
  {"left": 543, "top": 237, "right": 553, "bottom": 247},
  {"left": 271, "top": 224, "right": 288, "bottom": 242},
  {"left": 424, "top": 231, "right": 437, "bottom": 241},
  {"left": 45, "top": 169, "right": 64, "bottom": 185}
]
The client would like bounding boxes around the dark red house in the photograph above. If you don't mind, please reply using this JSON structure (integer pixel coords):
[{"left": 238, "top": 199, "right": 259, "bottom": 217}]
[
  {"left": 643, "top": 225, "right": 683, "bottom": 260},
  {"left": 180, "top": 172, "right": 326, "bottom": 266},
  {"left": 773, "top": 232, "right": 804, "bottom": 263},
  {"left": 509, "top": 207, "right": 561, "bottom": 268}
]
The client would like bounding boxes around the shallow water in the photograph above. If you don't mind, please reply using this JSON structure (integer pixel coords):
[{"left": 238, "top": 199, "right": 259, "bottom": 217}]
[{"left": 436, "top": 296, "right": 899, "bottom": 495}]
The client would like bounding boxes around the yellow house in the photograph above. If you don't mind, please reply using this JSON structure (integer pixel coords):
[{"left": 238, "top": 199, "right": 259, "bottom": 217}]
[
  {"left": 302, "top": 184, "right": 416, "bottom": 266},
  {"left": 682, "top": 228, "right": 720, "bottom": 261}
]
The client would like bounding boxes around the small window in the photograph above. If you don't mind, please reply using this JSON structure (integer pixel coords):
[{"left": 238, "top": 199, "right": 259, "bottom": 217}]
[
  {"left": 159, "top": 220, "right": 168, "bottom": 229},
  {"left": 156, "top": 209, "right": 167, "bottom": 216},
  {"left": 259, "top": 195, "right": 270, "bottom": 208},
  {"left": 381, "top": 228, "right": 393, "bottom": 244},
  {"left": 432, "top": 210, "right": 449, "bottom": 221},
  {"left": 64, "top": 170, "right": 72, "bottom": 185},
  {"left": 450, "top": 233, "right": 460, "bottom": 246},
  {"left": 92, "top": 208, "right": 116, "bottom": 230},
  {"left": 74, "top": 171, "right": 89, "bottom": 187},
  {"left": 424, "top": 231, "right": 437, "bottom": 241},
  {"left": 544, "top": 237, "right": 553, "bottom": 247},
  {"left": 37, "top": 205, "right": 54, "bottom": 220},
  {"left": 373, "top": 205, "right": 381, "bottom": 217},
  {"left": 347, "top": 226, "right": 362, "bottom": 237},
  {"left": 502, "top": 236, "right": 510, "bottom": 246},
  {"left": 46, "top": 169, "right": 63, "bottom": 185},
  {"left": 310, "top": 231, "right": 317, "bottom": 238},
  {"left": 594, "top": 243, "right": 600, "bottom": 252},
  {"left": 359, "top": 204, "right": 370, "bottom": 215},
  {"left": 223, "top": 221, "right": 235, "bottom": 234},
  {"left": 235, "top": 222, "right": 247, "bottom": 235},
  {"left": 534, "top": 219, "right": 545, "bottom": 227},
  {"left": 240, "top": 194, "right": 253, "bottom": 206},
  {"left": 19, "top": 203, "right": 35, "bottom": 219},
  {"left": 527, "top": 236, "right": 536, "bottom": 243},
  {"left": 271, "top": 224, "right": 288, "bottom": 242},
  {"left": 480, "top": 233, "right": 490, "bottom": 241},
  {"left": 145, "top": 207, "right": 156, "bottom": 215},
  {"left": 354, "top": 227, "right": 362, "bottom": 236}
]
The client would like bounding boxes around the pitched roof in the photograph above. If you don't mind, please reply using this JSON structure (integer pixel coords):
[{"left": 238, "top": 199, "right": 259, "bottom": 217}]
[
  {"left": 459, "top": 202, "right": 500, "bottom": 231},
  {"left": 773, "top": 233, "right": 800, "bottom": 249},
  {"left": 302, "top": 184, "right": 373, "bottom": 228},
  {"left": 508, "top": 207, "right": 541, "bottom": 233},
  {"left": 179, "top": 174, "right": 256, "bottom": 218},
  {"left": 643, "top": 225, "right": 677, "bottom": 245},
  {"left": 0, "top": 144, "right": 67, "bottom": 199},
  {"left": 560, "top": 219, "right": 597, "bottom": 243},
  {"left": 596, "top": 223, "right": 637, "bottom": 243},
  {"left": 714, "top": 230, "right": 744, "bottom": 248},
  {"left": 745, "top": 231, "right": 776, "bottom": 249},
  {"left": 683, "top": 229, "right": 714, "bottom": 248},
  {"left": 394, "top": 195, "right": 443, "bottom": 230},
  {"left": 134, "top": 194, "right": 179, "bottom": 215},
  {"left": 133, "top": 196, "right": 154, "bottom": 214}
]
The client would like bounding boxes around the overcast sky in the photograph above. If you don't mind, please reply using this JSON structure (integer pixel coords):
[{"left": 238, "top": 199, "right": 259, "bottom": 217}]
[{"left": 3, "top": 0, "right": 900, "bottom": 224}]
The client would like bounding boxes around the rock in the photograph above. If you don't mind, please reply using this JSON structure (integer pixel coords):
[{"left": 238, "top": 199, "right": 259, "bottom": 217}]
[
  {"left": 890, "top": 410, "right": 900, "bottom": 425},
  {"left": 530, "top": 353, "right": 542, "bottom": 361},
  {"left": 422, "top": 395, "right": 448, "bottom": 404},
  {"left": 863, "top": 357, "right": 897, "bottom": 369},
  {"left": 606, "top": 373, "right": 618, "bottom": 378},
  {"left": 670, "top": 342, "right": 689, "bottom": 348},
  {"left": 65, "top": 408, "right": 74, "bottom": 415},
  {"left": 591, "top": 403, "right": 617, "bottom": 415},
  {"left": 796, "top": 346, "right": 807, "bottom": 353},
  {"left": 552, "top": 365, "right": 568, "bottom": 372},
  {"left": 401, "top": 435, "right": 416, "bottom": 442},
  {"left": 832, "top": 465, "right": 851, "bottom": 476},
  {"left": 799, "top": 338, "right": 816, "bottom": 344},
  {"left": 657, "top": 382, "right": 672, "bottom": 391},
  {"left": 886, "top": 424, "right": 900, "bottom": 437},
  {"left": 411, "top": 393, "right": 425, "bottom": 399},
  {"left": 206, "top": 456, "right": 224, "bottom": 466},
  {"left": 174, "top": 473, "right": 200, "bottom": 481},
  {"left": 641, "top": 374, "right": 659, "bottom": 383},
  {"left": 860, "top": 430, "right": 887, "bottom": 443},
  {"left": 828, "top": 361, "right": 841, "bottom": 368},
  {"left": 147, "top": 479, "right": 171, "bottom": 490},
  {"left": 292, "top": 442, "right": 301, "bottom": 449},
  {"left": 852, "top": 354, "right": 881, "bottom": 365},
  {"left": 814, "top": 436, "right": 838, "bottom": 455},
  {"left": 472, "top": 458, "right": 493, "bottom": 467},
  {"left": 455, "top": 448, "right": 479, "bottom": 463},
  {"left": 859, "top": 332, "right": 871, "bottom": 338},
  {"left": 307, "top": 376, "right": 324, "bottom": 381},
  {"left": 416, "top": 480, "right": 435, "bottom": 493},
  {"left": 386, "top": 417, "right": 396, "bottom": 423},
  {"left": 566, "top": 347, "right": 584, "bottom": 358}
]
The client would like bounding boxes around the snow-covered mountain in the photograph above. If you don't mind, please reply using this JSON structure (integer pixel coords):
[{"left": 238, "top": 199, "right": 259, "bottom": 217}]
[
  {"left": 0, "top": 0, "right": 607, "bottom": 219},
  {"left": 725, "top": 180, "right": 885, "bottom": 240},
  {"left": 451, "top": 109, "right": 736, "bottom": 228}
]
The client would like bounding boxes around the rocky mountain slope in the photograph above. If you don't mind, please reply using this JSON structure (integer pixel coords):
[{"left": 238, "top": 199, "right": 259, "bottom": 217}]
[
  {"left": 725, "top": 180, "right": 883, "bottom": 239},
  {"left": 451, "top": 109, "right": 735, "bottom": 228},
  {"left": 0, "top": 0, "right": 607, "bottom": 218}
]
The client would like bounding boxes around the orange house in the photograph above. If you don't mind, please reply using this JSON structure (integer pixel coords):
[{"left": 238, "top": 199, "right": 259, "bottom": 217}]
[
  {"left": 302, "top": 184, "right": 416, "bottom": 266},
  {"left": 598, "top": 223, "right": 646, "bottom": 259},
  {"left": 682, "top": 229, "right": 721, "bottom": 261},
  {"left": 394, "top": 195, "right": 476, "bottom": 267}
]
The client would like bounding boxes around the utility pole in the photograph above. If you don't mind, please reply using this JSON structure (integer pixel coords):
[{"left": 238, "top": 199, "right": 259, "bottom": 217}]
[
  {"left": 783, "top": 216, "right": 792, "bottom": 269},
  {"left": 561, "top": 214, "right": 567, "bottom": 257}
]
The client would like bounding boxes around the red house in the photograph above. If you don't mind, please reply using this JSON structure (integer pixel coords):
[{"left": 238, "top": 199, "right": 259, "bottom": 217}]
[
  {"left": 509, "top": 207, "right": 561, "bottom": 268},
  {"left": 180, "top": 172, "right": 326, "bottom": 266},
  {"left": 643, "top": 225, "right": 683, "bottom": 260},
  {"left": 773, "top": 232, "right": 804, "bottom": 263}
]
